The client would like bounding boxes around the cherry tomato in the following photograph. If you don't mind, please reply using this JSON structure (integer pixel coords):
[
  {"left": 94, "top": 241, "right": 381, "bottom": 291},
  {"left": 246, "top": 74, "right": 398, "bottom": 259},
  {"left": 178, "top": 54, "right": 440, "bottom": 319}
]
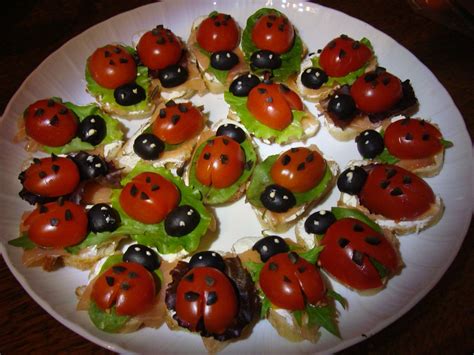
[
  {"left": 137, "top": 25, "right": 182, "bottom": 70},
  {"left": 319, "top": 218, "right": 399, "bottom": 290},
  {"left": 25, "top": 200, "right": 88, "bottom": 248},
  {"left": 359, "top": 164, "right": 435, "bottom": 220},
  {"left": 259, "top": 252, "right": 325, "bottom": 310},
  {"left": 195, "top": 136, "right": 245, "bottom": 189},
  {"left": 270, "top": 147, "right": 326, "bottom": 193},
  {"left": 88, "top": 45, "right": 137, "bottom": 89},
  {"left": 119, "top": 172, "right": 180, "bottom": 224},
  {"left": 175, "top": 267, "right": 238, "bottom": 334},
  {"left": 91, "top": 261, "right": 156, "bottom": 316},
  {"left": 24, "top": 99, "right": 78, "bottom": 147},
  {"left": 196, "top": 13, "right": 239, "bottom": 52},
  {"left": 152, "top": 102, "right": 204, "bottom": 145},
  {"left": 319, "top": 35, "right": 373, "bottom": 77},
  {"left": 350, "top": 70, "right": 403, "bottom": 114},
  {"left": 384, "top": 118, "right": 443, "bottom": 159},
  {"left": 21, "top": 156, "right": 80, "bottom": 197},
  {"left": 251, "top": 13, "right": 295, "bottom": 54}
]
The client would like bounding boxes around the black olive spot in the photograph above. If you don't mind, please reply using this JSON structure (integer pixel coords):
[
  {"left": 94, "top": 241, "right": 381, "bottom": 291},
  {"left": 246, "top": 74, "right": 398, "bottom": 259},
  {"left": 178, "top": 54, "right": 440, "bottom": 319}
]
[
  {"left": 165, "top": 100, "right": 176, "bottom": 107},
  {"left": 65, "top": 209, "right": 72, "bottom": 221},
  {"left": 403, "top": 176, "right": 412, "bottom": 184},
  {"left": 266, "top": 21, "right": 273, "bottom": 28},
  {"left": 214, "top": 20, "right": 221, "bottom": 27},
  {"left": 38, "top": 171, "right": 47, "bottom": 178},
  {"left": 59, "top": 107, "right": 68, "bottom": 115},
  {"left": 146, "top": 176, "right": 151, "bottom": 183},
  {"left": 353, "top": 223, "right": 364, "bottom": 232},
  {"left": 419, "top": 120, "right": 426, "bottom": 126},
  {"left": 47, "top": 99, "right": 55, "bottom": 107},
  {"left": 282, "top": 155, "right": 291, "bottom": 165},
  {"left": 245, "top": 160, "right": 253, "bottom": 170},
  {"left": 106, "top": 276, "right": 115, "bottom": 286},
  {"left": 364, "top": 73, "right": 378, "bottom": 82},
  {"left": 203, "top": 152, "right": 211, "bottom": 160},
  {"left": 171, "top": 114, "right": 180, "bottom": 124},
  {"left": 338, "top": 238, "right": 350, "bottom": 248},
  {"left": 51, "top": 164, "right": 60, "bottom": 173},
  {"left": 151, "top": 184, "right": 160, "bottom": 191},
  {"left": 104, "top": 50, "right": 111, "bottom": 57},
  {"left": 220, "top": 154, "right": 228, "bottom": 164},
  {"left": 184, "top": 273, "right": 194, "bottom": 282},
  {"left": 278, "top": 23, "right": 285, "bottom": 32},
  {"left": 297, "top": 162, "right": 305, "bottom": 171},
  {"left": 113, "top": 47, "right": 121, "bottom": 54},
  {"left": 269, "top": 262, "right": 278, "bottom": 271},
  {"left": 156, "top": 36, "right": 166, "bottom": 44},
  {"left": 365, "top": 236, "right": 381, "bottom": 245},
  {"left": 401, "top": 117, "right": 411, "bottom": 125},
  {"left": 291, "top": 147, "right": 299, "bottom": 153},
  {"left": 306, "top": 153, "right": 314, "bottom": 163},
  {"left": 159, "top": 109, "right": 166, "bottom": 118},
  {"left": 268, "top": 14, "right": 277, "bottom": 21},
  {"left": 386, "top": 168, "right": 397, "bottom": 179},
  {"left": 120, "top": 282, "right": 131, "bottom": 290},
  {"left": 380, "top": 180, "right": 390, "bottom": 189},
  {"left": 140, "top": 192, "right": 150, "bottom": 200},
  {"left": 352, "top": 250, "right": 364, "bottom": 266},
  {"left": 258, "top": 88, "right": 267, "bottom": 94},
  {"left": 178, "top": 104, "right": 188, "bottom": 113},
  {"left": 49, "top": 115, "right": 59, "bottom": 126},
  {"left": 39, "top": 205, "right": 48, "bottom": 214},
  {"left": 130, "top": 184, "right": 138, "bottom": 197},
  {"left": 422, "top": 133, "right": 430, "bottom": 141},
  {"left": 339, "top": 49, "right": 346, "bottom": 58},
  {"left": 109, "top": 59, "right": 116, "bottom": 66},
  {"left": 128, "top": 271, "right": 138, "bottom": 279},
  {"left": 50, "top": 218, "right": 59, "bottom": 227},
  {"left": 222, "top": 138, "right": 229, "bottom": 145},
  {"left": 119, "top": 57, "right": 129, "bottom": 64},
  {"left": 283, "top": 275, "right": 292, "bottom": 283},
  {"left": 390, "top": 187, "right": 403, "bottom": 196},
  {"left": 298, "top": 266, "right": 306, "bottom": 273},
  {"left": 288, "top": 252, "right": 299, "bottom": 264},
  {"left": 405, "top": 133, "right": 413, "bottom": 141},
  {"left": 206, "top": 291, "right": 218, "bottom": 305},
  {"left": 352, "top": 41, "right": 361, "bottom": 49},
  {"left": 205, "top": 276, "right": 215, "bottom": 287},
  {"left": 112, "top": 265, "right": 126, "bottom": 273},
  {"left": 34, "top": 108, "right": 44, "bottom": 116},
  {"left": 33, "top": 158, "right": 41, "bottom": 164}
]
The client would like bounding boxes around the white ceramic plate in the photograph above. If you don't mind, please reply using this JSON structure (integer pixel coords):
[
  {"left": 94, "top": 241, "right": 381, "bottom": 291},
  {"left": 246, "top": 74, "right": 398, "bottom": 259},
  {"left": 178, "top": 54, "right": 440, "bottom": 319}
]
[{"left": 0, "top": 0, "right": 472, "bottom": 353}]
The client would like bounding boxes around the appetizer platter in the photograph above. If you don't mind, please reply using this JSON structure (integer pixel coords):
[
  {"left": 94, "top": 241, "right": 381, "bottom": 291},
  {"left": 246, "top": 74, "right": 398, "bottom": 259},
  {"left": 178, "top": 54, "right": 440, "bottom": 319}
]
[{"left": 0, "top": 0, "right": 472, "bottom": 354}]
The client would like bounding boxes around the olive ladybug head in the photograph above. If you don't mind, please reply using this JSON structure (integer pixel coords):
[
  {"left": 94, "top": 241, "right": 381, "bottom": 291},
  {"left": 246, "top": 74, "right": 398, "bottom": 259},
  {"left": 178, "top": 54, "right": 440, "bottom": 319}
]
[
  {"left": 216, "top": 123, "right": 246, "bottom": 144},
  {"left": 123, "top": 244, "right": 161, "bottom": 272},
  {"left": 133, "top": 132, "right": 165, "bottom": 160},
  {"left": 188, "top": 251, "right": 226, "bottom": 272},
  {"left": 260, "top": 184, "right": 296, "bottom": 213},
  {"left": 88, "top": 203, "right": 121, "bottom": 233},
  {"left": 301, "top": 67, "right": 328, "bottom": 90},
  {"left": 69, "top": 151, "right": 108, "bottom": 180},
  {"left": 250, "top": 50, "right": 282, "bottom": 70},
  {"left": 164, "top": 205, "right": 201, "bottom": 237},
  {"left": 114, "top": 82, "right": 146, "bottom": 106},
  {"left": 252, "top": 236, "right": 289, "bottom": 262},
  {"left": 158, "top": 64, "right": 189, "bottom": 88},
  {"left": 337, "top": 166, "right": 368, "bottom": 195},
  {"left": 77, "top": 114, "right": 106, "bottom": 146},
  {"left": 328, "top": 93, "right": 357, "bottom": 121},
  {"left": 229, "top": 73, "right": 260, "bottom": 97},
  {"left": 356, "top": 130, "right": 384, "bottom": 159},
  {"left": 210, "top": 50, "right": 239, "bottom": 71},
  {"left": 304, "top": 210, "right": 336, "bottom": 235}
]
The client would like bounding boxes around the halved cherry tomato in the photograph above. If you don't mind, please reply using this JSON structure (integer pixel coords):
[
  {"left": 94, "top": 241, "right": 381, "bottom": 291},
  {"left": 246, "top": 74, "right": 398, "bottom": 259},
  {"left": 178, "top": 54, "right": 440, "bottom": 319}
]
[
  {"left": 24, "top": 99, "right": 78, "bottom": 147},
  {"left": 195, "top": 136, "right": 245, "bottom": 189},
  {"left": 152, "top": 102, "right": 204, "bottom": 145},
  {"left": 384, "top": 118, "right": 443, "bottom": 159},
  {"left": 359, "top": 164, "right": 435, "bottom": 220},
  {"left": 320, "top": 218, "right": 399, "bottom": 290},
  {"left": 350, "top": 70, "right": 403, "bottom": 114},
  {"left": 91, "top": 261, "right": 156, "bottom": 316},
  {"left": 88, "top": 45, "right": 137, "bottom": 89},
  {"left": 270, "top": 147, "right": 326, "bottom": 193},
  {"left": 319, "top": 35, "right": 372, "bottom": 77},
  {"left": 119, "top": 172, "right": 180, "bottom": 224},
  {"left": 22, "top": 156, "right": 80, "bottom": 197},
  {"left": 259, "top": 252, "right": 325, "bottom": 310},
  {"left": 251, "top": 13, "right": 295, "bottom": 54},
  {"left": 137, "top": 25, "right": 182, "bottom": 70},
  {"left": 175, "top": 267, "right": 238, "bottom": 334},
  {"left": 25, "top": 200, "right": 88, "bottom": 248},
  {"left": 196, "top": 13, "right": 239, "bottom": 52}
]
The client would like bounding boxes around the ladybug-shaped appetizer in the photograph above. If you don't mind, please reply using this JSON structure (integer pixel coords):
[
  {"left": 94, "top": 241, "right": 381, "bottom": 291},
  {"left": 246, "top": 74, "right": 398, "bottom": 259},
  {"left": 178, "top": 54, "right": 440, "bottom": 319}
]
[
  {"left": 86, "top": 44, "right": 155, "bottom": 119},
  {"left": 188, "top": 12, "right": 249, "bottom": 93},
  {"left": 241, "top": 8, "right": 305, "bottom": 82},
  {"left": 337, "top": 162, "right": 444, "bottom": 235},
  {"left": 246, "top": 146, "right": 338, "bottom": 232},
  {"left": 235, "top": 236, "right": 340, "bottom": 342},
  {"left": 296, "top": 207, "right": 402, "bottom": 293},
  {"left": 317, "top": 67, "right": 418, "bottom": 141},
  {"left": 115, "top": 100, "right": 207, "bottom": 173},
  {"left": 76, "top": 244, "right": 167, "bottom": 333},
  {"left": 187, "top": 121, "right": 257, "bottom": 204},
  {"left": 224, "top": 76, "right": 319, "bottom": 144},
  {"left": 355, "top": 117, "right": 452, "bottom": 177},
  {"left": 165, "top": 250, "right": 259, "bottom": 350}
]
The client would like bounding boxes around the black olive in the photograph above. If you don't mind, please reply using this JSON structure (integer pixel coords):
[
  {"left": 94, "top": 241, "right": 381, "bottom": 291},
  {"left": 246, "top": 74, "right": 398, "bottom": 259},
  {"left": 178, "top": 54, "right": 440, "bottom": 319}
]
[
  {"left": 210, "top": 50, "right": 239, "bottom": 70},
  {"left": 355, "top": 130, "right": 385, "bottom": 159},
  {"left": 133, "top": 133, "right": 165, "bottom": 160},
  {"left": 188, "top": 251, "right": 226, "bottom": 272},
  {"left": 328, "top": 93, "right": 356, "bottom": 120},
  {"left": 304, "top": 210, "right": 336, "bottom": 235},
  {"left": 158, "top": 64, "right": 188, "bottom": 88},
  {"left": 69, "top": 151, "right": 108, "bottom": 180},
  {"left": 260, "top": 184, "right": 296, "bottom": 213},
  {"left": 337, "top": 166, "right": 368, "bottom": 195},
  {"left": 229, "top": 73, "right": 260, "bottom": 97},
  {"left": 164, "top": 205, "right": 200, "bottom": 237},
  {"left": 113, "top": 82, "right": 146, "bottom": 106},
  {"left": 252, "top": 236, "right": 289, "bottom": 262},
  {"left": 88, "top": 203, "right": 121, "bottom": 233},
  {"left": 301, "top": 67, "right": 328, "bottom": 89},
  {"left": 77, "top": 115, "right": 106, "bottom": 146},
  {"left": 250, "top": 50, "right": 281, "bottom": 70},
  {"left": 123, "top": 244, "right": 161, "bottom": 271},
  {"left": 216, "top": 123, "right": 246, "bottom": 143}
]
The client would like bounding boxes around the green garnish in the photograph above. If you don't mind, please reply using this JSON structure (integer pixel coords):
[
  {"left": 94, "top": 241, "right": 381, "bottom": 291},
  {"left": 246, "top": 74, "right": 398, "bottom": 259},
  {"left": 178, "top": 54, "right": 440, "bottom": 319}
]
[{"left": 88, "top": 301, "right": 130, "bottom": 333}]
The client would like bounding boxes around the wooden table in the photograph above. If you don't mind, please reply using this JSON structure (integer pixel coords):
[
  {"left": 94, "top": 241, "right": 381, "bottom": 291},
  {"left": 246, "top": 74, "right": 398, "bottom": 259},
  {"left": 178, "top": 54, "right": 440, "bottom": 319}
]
[{"left": 1, "top": 0, "right": 472, "bottom": 353}]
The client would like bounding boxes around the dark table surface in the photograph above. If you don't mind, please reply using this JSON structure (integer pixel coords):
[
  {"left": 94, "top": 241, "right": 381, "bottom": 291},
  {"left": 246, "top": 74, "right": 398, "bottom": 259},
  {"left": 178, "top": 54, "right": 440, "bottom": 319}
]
[{"left": 1, "top": 0, "right": 473, "bottom": 354}]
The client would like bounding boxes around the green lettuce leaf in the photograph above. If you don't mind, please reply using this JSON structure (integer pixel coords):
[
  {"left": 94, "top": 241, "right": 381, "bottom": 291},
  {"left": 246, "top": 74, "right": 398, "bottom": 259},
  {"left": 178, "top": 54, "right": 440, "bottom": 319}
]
[
  {"left": 65, "top": 226, "right": 131, "bottom": 255},
  {"left": 368, "top": 256, "right": 389, "bottom": 279},
  {"left": 98, "top": 254, "right": 123, "bottom": 274},
  {"left": 440, "top": 138, "right": 453, "bottom": 148},
  {"left": 331, "top": 207, "right": 382, "bottom": 233},
  {"left": 8, "top": 234, "right": 37, "bottom": 250},
  {"left": 244, "top": 261, "right": 264, "bottom": 282},
  {"left": 327, "top": 289, "right": 348, "bottom": 309},
  {"left": 88, "top": 300, "right": 130, "bottom": 333},
  {"left": 306, "top": 304, "right": 340, "bottom": 337},
  {"left": 299, "top": 245, "right": 325, "bottom": 264},
  {"left": 375, "top": 147, "right": 400, "bottom": 164},
  {"left": 260, "top": 295, "right": 272, "bottom": 319},
  {"left": 206, "top": 66, "right": 229, "bottom": 85}
]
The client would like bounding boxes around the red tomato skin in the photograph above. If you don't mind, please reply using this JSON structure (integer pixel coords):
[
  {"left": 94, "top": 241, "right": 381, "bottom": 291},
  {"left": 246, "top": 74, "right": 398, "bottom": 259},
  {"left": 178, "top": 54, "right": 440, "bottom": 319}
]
[
  {"left": 152, "top": 103, "right": 204, "bottom": 145},
  {"left": 384, "top": 118, "right": 443, "bottom": 159},
  {"left": 88, "top": 45, "right": 137, "bottom": 89},
  {"left": 320, "top": 218, "right": 399, "bottom": 290},
  {"left": 22, "top": 157, "right": 80, "bottom": 197},
  {"left": 259, "top": 253, "right": 326, "bottom": 311},
  {"left": 175, "top": 267, "right": 238, "bottom": 334},
  {"left": 196, "top": 13, "right": 240, "bottom": 52},
  {"left": 350, "top": 71, "right": 403, "bottom": 114},
  {"left": 24, "top": 99, "right": 78, "bottom": 147},
  {"left": 319, "top": 36, "right": 372, "bottom": 77},
  {"left": 195, "top": 136, "right": 245, "bottom": 189},
  {"left": 91, "top": 262, "right": 156, "bottom": 316},
  {"left": 270, "top": 147, "right": 326, "bottom": 193},
  {"left": 119, "top": 172, "right": 180, "bottom": 224},
  {"left": 359, "top": 164, "right": 435, "bottom": 220},
  {"left": 251, "top": 13, "right": 295, "bottom": 54},
  {"left": 137, "top": 27, "right": 182, "bottom": 70},
  {"left": 25, "top": 201, "right": 88, "bottom": 248}
]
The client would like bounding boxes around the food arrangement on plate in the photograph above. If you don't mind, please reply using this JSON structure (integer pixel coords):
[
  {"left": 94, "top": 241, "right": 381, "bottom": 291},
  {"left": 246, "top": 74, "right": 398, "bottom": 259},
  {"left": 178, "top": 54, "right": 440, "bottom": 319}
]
[{"left": 3, "top": 2, "right": 464, "bottom": 354}]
